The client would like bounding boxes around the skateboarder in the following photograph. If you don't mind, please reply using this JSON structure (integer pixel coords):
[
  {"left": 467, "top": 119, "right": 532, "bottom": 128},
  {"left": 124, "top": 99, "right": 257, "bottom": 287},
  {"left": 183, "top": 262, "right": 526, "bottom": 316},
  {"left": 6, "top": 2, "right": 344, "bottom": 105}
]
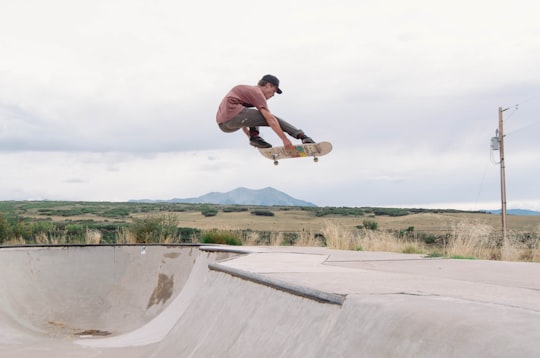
[{"left": 216, "top": 74, "right": 315, "bottom": 149}]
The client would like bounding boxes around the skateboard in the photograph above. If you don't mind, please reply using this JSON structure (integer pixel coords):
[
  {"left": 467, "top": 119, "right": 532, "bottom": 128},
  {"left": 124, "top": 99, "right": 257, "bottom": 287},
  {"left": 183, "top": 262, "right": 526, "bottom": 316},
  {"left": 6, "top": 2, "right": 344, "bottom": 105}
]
[{"left": 258, "top": 141, "right": 333, "bottom": 165}]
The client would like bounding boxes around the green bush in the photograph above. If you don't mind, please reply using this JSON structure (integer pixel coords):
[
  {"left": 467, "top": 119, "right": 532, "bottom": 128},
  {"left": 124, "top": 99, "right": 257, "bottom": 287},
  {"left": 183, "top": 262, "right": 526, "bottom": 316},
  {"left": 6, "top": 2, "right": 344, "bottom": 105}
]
[
  {"left": 398, "top": 226, "right": 415, "bottom": 237},
  {"left": 314, "top": 207, "right": 365, "bottom": 217},
  {"left": 177, "top": 227, "right": 201, "bottom": 242},
  {"left": 201, "top": 208, "right": 218, "bottom": 217},
  {"left": 88, "top": 222, "right": 124, "bottom": 243},
  {"left": 361, "top": 219, "right": 378, "bottom": 230},
  {"left": 48, "top": 207, "right": 95, "bottom": 217},
  {"left": 66, "top": 223, "right": 85, "bottom": 235},
  {"left": 0, "top": 213, "right": 10, "bottom": 242},
  {"left": 200, "top": 230, "right": 242, "bottom": 246},
  {"left": 251, "top": 210, "right": 274, "bottom": 217},
  {"left": 372, "top": 208, "right": 409, "bottom": 217},
  {"left": 222, "top": 207, "right": 249, "bottom": 213},
  {"left": 420, "top": 233, "right": 437, "bottom": 244},
  {"left": 101, "top": 207, "right": 130, "bottom": 218},
  {"left": 129, "top": 215, "right": 179, "bottom": 243},
  {"left": 11, "top": 221, "right": 34, "bottom": 241}
]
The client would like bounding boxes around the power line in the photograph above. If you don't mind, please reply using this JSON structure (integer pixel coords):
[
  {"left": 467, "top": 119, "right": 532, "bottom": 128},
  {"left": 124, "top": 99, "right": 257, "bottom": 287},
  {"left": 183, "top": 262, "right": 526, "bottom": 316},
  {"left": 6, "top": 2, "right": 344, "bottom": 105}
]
[
  {"left": 500, "top": 99, "right": 540, "bottom": 137},
  {"left": 473, "top": 156, "right": 491, "bottom": 211},
  {"left": 505, "top": 119, "right": 540, "bottom": 136},
  {"left": 515, "top": 91, "right": 540, "bottom": 107}
]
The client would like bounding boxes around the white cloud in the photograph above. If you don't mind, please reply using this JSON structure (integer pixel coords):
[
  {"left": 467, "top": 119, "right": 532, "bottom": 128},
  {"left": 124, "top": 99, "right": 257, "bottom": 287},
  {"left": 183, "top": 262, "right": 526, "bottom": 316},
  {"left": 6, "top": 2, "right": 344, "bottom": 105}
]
[{"left": 0, "top": 0, "right": 539, "bottom": 210}]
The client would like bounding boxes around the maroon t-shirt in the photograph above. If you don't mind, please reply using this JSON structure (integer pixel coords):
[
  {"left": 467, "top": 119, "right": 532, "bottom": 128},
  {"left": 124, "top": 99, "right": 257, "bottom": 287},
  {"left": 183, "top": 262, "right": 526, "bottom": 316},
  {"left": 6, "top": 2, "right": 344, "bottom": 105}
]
[{"left": 216, "top": 85, "right": 268, "bottom": 124}]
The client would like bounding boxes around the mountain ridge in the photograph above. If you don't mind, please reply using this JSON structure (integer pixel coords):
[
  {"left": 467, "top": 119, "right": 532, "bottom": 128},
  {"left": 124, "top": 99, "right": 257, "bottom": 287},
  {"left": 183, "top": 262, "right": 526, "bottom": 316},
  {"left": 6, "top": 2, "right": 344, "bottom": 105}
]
[
  {"left": 131, "top": 187, "right": 317, "bottom": 207},
  {"left": 486, "top": 209, "right": 540, "bottom": 216}
]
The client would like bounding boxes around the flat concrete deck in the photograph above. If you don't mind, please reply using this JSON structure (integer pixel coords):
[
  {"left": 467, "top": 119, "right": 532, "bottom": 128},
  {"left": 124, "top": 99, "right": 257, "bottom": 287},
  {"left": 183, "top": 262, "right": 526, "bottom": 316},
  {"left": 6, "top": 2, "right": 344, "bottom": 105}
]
[{"left": 0, "top": 245, "right": 538, "bottom": 357}]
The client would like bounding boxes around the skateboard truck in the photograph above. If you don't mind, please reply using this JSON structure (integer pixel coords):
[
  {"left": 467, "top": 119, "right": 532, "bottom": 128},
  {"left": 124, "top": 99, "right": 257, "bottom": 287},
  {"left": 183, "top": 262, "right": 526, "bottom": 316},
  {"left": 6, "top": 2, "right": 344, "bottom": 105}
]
[
  {"left": 272, "top": 153, "right": 280, "bottom": 166},
  {"left": 272, "top": 152, "right": 318, "bottom": 165}
]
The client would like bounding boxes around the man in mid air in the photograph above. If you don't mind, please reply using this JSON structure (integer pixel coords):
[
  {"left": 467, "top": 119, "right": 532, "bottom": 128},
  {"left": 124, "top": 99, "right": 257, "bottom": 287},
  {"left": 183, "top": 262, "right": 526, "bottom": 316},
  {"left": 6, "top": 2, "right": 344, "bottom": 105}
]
[{"left": 216, "top": 74, "right": 314, "bottom": 149}]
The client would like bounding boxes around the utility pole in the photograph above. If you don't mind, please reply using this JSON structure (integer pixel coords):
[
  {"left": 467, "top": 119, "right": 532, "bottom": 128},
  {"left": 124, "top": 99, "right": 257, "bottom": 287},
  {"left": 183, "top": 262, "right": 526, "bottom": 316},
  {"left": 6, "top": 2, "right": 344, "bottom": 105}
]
[{"left": 497, "top": 107, "right": 508, "bottom": 244}]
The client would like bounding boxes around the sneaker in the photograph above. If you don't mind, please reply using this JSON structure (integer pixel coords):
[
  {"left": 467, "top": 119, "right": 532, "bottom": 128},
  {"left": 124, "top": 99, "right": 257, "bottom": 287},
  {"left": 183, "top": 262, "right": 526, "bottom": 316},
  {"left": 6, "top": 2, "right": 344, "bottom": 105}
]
[
  {"left": 250, "top": 136, "right": 272, "bottom": 148},
  {"left": 302, "top": 136, "right": 315, "bottom": 144}
]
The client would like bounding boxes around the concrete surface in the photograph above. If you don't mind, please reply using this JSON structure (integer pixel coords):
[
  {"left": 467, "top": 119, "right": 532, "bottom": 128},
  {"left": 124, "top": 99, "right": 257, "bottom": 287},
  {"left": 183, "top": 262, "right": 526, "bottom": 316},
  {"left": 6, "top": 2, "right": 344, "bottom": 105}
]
[{"left": 0, "top": 244, "right": 538, "bottom": 357}]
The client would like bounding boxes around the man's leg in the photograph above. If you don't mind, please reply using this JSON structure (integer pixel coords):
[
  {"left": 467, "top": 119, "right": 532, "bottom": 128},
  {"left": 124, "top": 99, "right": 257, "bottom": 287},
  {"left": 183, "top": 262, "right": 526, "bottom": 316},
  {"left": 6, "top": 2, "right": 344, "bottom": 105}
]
[
  {"left": 272, "top": 115, "right": 314, "bottom": 143},
  {"left": 218, "top": 109, "right": 270, "bottom": 147},
  {"left": 220, "top": 108, "right": 308, "bottom": 138}
]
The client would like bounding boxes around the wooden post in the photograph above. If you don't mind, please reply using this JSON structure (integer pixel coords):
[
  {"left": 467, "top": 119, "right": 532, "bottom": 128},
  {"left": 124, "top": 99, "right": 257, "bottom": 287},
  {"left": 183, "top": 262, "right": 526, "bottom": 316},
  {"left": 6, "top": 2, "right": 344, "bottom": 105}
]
[{"left": 498, "top": 107, "right": 508, "bottom": 244}]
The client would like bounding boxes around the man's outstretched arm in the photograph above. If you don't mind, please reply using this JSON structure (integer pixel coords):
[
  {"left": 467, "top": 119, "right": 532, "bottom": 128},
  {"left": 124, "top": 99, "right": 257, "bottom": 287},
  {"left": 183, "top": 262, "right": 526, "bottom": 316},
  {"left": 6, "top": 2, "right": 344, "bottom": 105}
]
[{"left": 260, "top": 108, "right": 293, "bottom": 149}]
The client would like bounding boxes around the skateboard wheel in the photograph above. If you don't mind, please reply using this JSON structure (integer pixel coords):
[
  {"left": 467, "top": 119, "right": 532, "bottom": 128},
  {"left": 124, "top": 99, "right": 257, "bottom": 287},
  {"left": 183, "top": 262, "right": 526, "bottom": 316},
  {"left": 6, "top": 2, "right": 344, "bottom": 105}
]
[
  {"left": 273, "top": 160, "right": 279, "bottom": 166},
  {"left": 314, "top": 157, "right": 319, "bottom": 163}
]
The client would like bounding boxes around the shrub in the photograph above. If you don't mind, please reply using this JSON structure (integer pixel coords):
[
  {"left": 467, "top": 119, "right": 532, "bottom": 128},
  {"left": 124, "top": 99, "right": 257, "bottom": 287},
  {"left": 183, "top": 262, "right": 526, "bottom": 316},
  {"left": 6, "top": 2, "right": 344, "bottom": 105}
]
[
  {"left": 222, "top": 207, "right": 249, "bottom": 213},
  {"left": 398, "top": 226, "right": 415, "bottom": 238},
  {"left": 200, "top": 230, "right": 242, "bottom": 246},
  {"left": 177, "top": 227, "right": 201, "bottom": 242},
  {"left": 201, "top": 207, "right": 218, "bottom": 217},
  {"left": 11, "top": 220, "right": 34, "bottom": 241},
  {"left": 251, "top": 210, "right": 274, "bottom": 217},
  {"left": 66, "top": 224, "right": 86, "bottom": 240},
  {"left": 101, "top": 207, "right": 130, "bottom": 218},
  {"left": 372, "top": 208, "right": 409, "bottom": 217},
  {"left": 0, "top": 213, "right": 11, "bottom": 242},
  {"left": 314, "top": 207, "right": 365, "bottom": 217},
  {"left": 128, "top": 214, "right": 179, "bottom": 243},
  {"left": 361, "top": 219, "right": 378, "bottom": 231},
  {"left": 420, "top": 233, "right": 437, "bottom": 244}
]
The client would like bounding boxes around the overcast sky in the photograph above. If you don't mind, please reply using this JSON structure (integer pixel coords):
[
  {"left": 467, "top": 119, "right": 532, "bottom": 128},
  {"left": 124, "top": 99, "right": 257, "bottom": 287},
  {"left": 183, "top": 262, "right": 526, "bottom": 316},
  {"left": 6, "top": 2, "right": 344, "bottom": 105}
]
[{"left": 1, "top": 0, "right": 539, "bottom": 210}]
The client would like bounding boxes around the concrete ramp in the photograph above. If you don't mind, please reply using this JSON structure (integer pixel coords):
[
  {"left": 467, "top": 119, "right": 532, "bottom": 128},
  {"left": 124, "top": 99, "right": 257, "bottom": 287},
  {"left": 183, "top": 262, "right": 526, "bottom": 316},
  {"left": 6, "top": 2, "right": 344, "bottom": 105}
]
[{"left": 0, "top": 245, "right": 539, "bottom": 357}]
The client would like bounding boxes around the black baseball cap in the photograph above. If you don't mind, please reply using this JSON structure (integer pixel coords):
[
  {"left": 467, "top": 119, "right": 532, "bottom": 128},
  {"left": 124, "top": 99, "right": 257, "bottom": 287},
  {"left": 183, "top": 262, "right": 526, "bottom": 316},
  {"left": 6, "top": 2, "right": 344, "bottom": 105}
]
[{"left": 261, "top": 74, "right": 282, "bottom": 94}]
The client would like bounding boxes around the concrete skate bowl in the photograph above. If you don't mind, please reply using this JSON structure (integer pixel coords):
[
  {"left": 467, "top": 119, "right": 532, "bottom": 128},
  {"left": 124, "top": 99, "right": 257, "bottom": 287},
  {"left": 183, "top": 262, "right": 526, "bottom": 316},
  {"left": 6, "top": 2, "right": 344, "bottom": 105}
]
[
  {"left": 1, "top": 244, "right": 539, "bottom": 357},
  {"left": 0, "top": 245, "right": 345, "bottom": 357},
  {"left": 0, "top": 245, "right": 245, "bottom": 357}
]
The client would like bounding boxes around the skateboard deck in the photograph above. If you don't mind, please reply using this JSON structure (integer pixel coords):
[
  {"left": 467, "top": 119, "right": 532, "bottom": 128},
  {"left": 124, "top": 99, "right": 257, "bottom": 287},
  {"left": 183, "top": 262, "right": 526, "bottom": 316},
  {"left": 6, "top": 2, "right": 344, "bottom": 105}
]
[{"left": 258, "top": 141, "right": 332, "bottom": 165}]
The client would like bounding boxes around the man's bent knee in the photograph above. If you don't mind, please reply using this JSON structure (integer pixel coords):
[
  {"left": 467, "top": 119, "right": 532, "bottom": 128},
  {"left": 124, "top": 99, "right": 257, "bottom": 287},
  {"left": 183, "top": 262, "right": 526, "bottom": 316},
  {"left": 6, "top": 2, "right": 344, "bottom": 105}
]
[{"left": 218, "top": 123, "right": 239, "bottom": 133}]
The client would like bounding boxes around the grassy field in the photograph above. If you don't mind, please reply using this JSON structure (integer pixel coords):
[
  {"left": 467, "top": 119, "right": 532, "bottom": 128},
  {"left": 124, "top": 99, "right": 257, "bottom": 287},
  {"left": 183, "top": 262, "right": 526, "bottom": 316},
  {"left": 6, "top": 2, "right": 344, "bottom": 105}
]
[
  {"left": 153, "top": 209, "right": 539, "bottom": 233},
  {"left": 1, "top": 201, "right": 539, "bottom": 262}
]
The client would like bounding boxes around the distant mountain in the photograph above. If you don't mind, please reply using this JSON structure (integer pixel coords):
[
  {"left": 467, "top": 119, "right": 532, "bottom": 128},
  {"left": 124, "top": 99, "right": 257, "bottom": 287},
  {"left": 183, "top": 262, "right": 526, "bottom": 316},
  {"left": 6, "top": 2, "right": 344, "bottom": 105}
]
[
  {"left": 486, "top": 209, "right": 540, "bottom": 216},
  {"left": 132, "top": 187, "right": 317, "bottom": 207}
]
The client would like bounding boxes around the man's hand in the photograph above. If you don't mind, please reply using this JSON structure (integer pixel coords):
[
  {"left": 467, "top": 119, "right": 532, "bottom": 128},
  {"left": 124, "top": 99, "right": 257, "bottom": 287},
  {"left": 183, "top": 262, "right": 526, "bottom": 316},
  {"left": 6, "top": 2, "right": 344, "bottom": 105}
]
[{"left": 283, "top": 138, "right": 294, "bottom": 151}]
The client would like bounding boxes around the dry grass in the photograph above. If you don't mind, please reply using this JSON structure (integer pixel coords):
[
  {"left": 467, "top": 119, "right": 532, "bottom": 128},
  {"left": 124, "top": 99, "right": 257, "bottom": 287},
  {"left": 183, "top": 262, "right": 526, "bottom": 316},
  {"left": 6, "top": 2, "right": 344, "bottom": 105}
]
[
  {"left": 249, "top": 221, "right": 540, "bottom": 262},
  {"left": 85, "top": 229, "right": 102, "bottom": 244},
  {"left": 502, "top": 229, "right": 540, "bottom": 262},
  {"left": 360, "top": 228, "right": 425, "bottom": 254},
  {"left": 434, "top": 220, "right": 540, "bottom": 261},
  {"left": 322, "top": 221, "right": 359, "bottom": 250},
  {"left": 115, "top": 215, "right": 540, "bottom": 262},
  {"left": 268, "top": 232, "right": 283, "bottom": 246},
  {"left": 3, "top": 237, "right": 26, "bottom": 246},
  {"left": 34, "top": 233, "right": 66, "bottom": 245},
  {"left": 116, "top": 227, "right": 136, "bottom": 244},
  {"left": 295, "top": 229, "right": 322, "bottom": 247},
  {"left": 318, "top": 222, "right": 425, "bottom": 254},
  {"left": 444, "top": 221, "right": 497, "bottom": 259},
  {"left": 6, "top": 204, "right": 540, "bottom": 262},
  {"left": 242, "top": 231, "right": 261, "bottom": 246}
]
